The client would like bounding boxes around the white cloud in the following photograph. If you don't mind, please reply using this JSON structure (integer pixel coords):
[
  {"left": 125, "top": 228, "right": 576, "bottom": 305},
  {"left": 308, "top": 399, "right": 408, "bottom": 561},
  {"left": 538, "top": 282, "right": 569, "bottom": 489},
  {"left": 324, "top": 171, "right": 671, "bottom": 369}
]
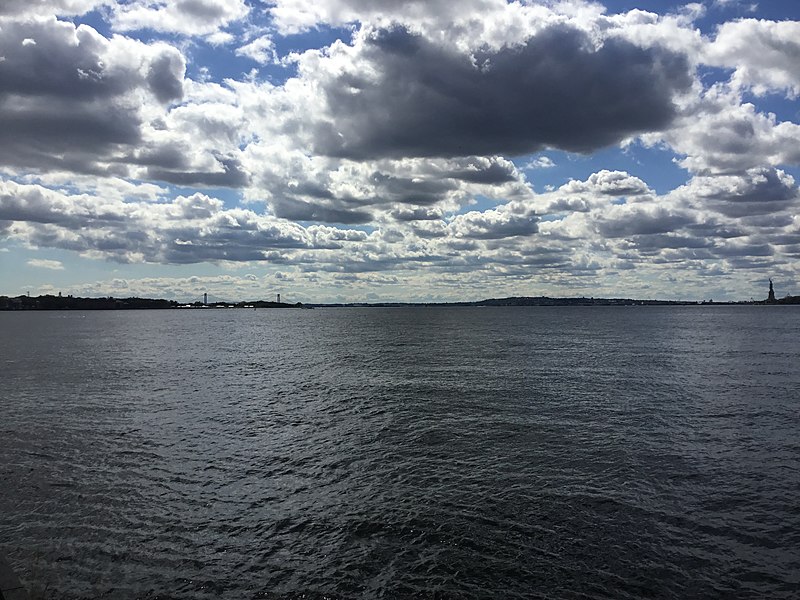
[
  {"left": 205, "top": 31, "right": 235, "bottom": 46},
  {"left": 0, "top": 179, "right": 367, "bottom": 264},
  {"left": 706, "top": 19, "right": 800, "bottom": 97},
  {"left": 524, "top": 156, "right": 556, "bottom": 169},
  {"left": 110, "top": 0, "right": 249, "bottom": 38},
  {"left": 561, "top": 170, "right": 651, "bottom": 197},
  {"left": 236, "top": 35, "right": 276, "bottom": 65},
  {"left": 449, "top": 204, "right": 539, "bottom": 240},
  {"left": 655, "top": 86, "right": 800, "bottom": 174},
  {"left": 0, "top": 0, "right": 105, "bottom": 18},
  {"left": 268, "top": 0, "right": 496, "bottom": 36},
  {"left": 27, "top": 258, "right": 64, "bottom": 270}
]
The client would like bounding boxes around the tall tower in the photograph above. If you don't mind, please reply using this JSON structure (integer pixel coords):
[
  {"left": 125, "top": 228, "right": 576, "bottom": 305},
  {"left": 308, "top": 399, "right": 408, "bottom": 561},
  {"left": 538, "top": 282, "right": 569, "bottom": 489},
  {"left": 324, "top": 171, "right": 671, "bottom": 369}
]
[
  {"left": 203, "top": 292, "right": 208, "bottom": 305},
  {"left": 767, "top": 279, "right": 776, "bottom": 303},
  {"left": 277, "top": 293, "right": 281, "bottom": 304}
]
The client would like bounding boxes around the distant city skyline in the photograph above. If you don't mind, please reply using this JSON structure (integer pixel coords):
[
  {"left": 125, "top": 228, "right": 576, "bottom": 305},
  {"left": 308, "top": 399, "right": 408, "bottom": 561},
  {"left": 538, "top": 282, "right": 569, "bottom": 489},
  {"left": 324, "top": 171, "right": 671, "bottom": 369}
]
[{"left": 2, "top": 0, "right": 800, "bottom": 303}]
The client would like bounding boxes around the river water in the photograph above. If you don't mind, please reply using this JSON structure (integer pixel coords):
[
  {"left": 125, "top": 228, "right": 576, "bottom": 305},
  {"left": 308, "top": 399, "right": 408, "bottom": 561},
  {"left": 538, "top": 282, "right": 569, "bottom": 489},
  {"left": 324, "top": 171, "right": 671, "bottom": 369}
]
[{"left": 1, "top": 306, "right": 799, "bottom": 599}]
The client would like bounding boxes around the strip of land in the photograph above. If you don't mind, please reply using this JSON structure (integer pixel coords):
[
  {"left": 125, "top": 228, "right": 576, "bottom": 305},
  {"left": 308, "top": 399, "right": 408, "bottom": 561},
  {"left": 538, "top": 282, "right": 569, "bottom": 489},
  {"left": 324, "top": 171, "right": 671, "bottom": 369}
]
[{"left": 2, "top": 294, "right": 798, "bottom": 310}]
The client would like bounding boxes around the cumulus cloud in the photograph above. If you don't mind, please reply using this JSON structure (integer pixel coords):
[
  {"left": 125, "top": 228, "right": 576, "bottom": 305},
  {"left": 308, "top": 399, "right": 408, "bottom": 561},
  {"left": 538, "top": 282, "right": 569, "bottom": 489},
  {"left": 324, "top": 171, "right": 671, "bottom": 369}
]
[
  {"left": 442, "top": 156, "right": 519, "bottom": 184},
  {"left": 0, "top": 179, "right": 367, "bottom": 264},
  {"left": 242, "top": 146, "right": 523, "bottom": 224},
  {"left": 0, "top": 18, "right": 183, "bottom": 103},
  {"left": 680, "top": 168, "right": 799, "bottom": 219},
  {"left": 268, "top": 0, "right": 495, "bottom": 35},
  {"left": 706, "top": 19, "right": 800, "bottom": 97},
  {"left": 561, "top": 170, "right": 651, "bottom": 197},
  {"left": 146, "top": 155, "right": 250, "bottom": 188},
  {"left": 594, "top": 205, "right": 695, "bottom": 238},
  {"left": 392, "top": 206, "right": 442, "bottom": 222},
  {"left": 0, "top": 17, "right": 185, "bottom": 174},
  {"left": 110, "top": 0, "right": 250, "bottom": 37},
  {"left": 270, "top": 197, "right": 373, "bottom": 224},
  {"left": 523, "top": 164, "right": 800, "bottom": 286},
  {"left": 310, "top": 24, "right": 692, "bottom": 159},
  {"left": 0, "top": 0, "right": 104, "bottom": 18},
  {"left": 236, "top": 35, "right": 276, "bottom": 65},
  {"left": 529, "top": 170, "right": 652, "bottom": 217},
  {"left": 449, "top": 204, "right": 539, "bottom": 240},
  {"left": 658, "top": 88, "right": 800, "bottom": 175},
  {"left": 145, "top": 50, "right": 186, "bottom": 103}
]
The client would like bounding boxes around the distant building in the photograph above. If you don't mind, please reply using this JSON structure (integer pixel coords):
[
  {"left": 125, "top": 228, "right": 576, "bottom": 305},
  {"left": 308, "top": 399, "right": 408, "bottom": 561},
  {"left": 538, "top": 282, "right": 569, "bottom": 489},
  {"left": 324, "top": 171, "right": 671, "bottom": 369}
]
[
  {"left": 277, "top": 293, "right": 281, "bottom": 303},
  {"left": 767, "top": 279, "right": 776, "bottom": 303}
]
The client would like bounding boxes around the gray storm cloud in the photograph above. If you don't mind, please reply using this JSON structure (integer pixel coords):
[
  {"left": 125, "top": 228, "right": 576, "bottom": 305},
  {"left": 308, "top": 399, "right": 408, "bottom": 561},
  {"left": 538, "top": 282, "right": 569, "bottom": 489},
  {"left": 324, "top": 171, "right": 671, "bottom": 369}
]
[
  {"left": 315, "top": 25, "right": 693, "bottom": 159},
  {"left": 0, "top": 17, "right": 185, "bottom": 174}
]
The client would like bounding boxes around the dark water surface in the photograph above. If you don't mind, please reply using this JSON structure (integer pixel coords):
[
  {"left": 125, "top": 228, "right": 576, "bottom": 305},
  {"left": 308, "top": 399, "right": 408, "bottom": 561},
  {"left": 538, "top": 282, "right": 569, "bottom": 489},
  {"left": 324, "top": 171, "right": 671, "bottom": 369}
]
[{"left": 1, "top": 306, "right": 799, "bottom": 599}]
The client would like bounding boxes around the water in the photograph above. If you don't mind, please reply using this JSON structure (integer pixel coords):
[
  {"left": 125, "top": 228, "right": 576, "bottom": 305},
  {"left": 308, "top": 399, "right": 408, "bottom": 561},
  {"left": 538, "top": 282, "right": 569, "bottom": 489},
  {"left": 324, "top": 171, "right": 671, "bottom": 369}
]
[{"left": 1, "top": 306, "right": 799, "bottom": 599}]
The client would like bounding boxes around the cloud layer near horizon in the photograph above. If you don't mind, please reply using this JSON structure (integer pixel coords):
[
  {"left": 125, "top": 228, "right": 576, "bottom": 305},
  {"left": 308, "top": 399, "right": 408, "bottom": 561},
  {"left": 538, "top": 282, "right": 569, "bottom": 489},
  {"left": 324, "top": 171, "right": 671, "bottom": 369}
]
[{"left": 1, "top": 0, "right": 800, "bottom": 301}]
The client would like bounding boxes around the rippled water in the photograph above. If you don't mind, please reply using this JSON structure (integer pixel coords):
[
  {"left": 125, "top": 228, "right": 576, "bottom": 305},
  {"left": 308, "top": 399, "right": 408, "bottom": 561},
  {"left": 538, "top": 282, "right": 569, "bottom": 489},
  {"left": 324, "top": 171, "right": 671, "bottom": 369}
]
[{"left": 1, "top": 306, "right": 799, "bottom": 599}]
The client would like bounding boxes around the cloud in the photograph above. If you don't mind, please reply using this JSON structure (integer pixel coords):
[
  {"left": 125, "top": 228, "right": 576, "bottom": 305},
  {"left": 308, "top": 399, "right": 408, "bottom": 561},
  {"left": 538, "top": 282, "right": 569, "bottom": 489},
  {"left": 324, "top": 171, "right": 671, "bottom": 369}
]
[
  {"left": 3, "top": 3, "right": 800, "bottom": 301},
  {"left": 524, "top": 156, "right": 556, "bottom": 169},
  {"left": 530, "top": 170, "right": 652, "bottom": 216},
  {"left": 594, "top": 205, "right": 694, "bottom": 238},
  {"left": 0, "top": 0, "right": 104, "bottom": 18},
  {"left": 310, "top": 24, "right": 692, "bottom": 159},
  {"left": 706, "top": 19, "right": 800, "bottom": 96},
  {"left": 268, "top": 0, "right": 495, "bottom": 35},
  {"left": 681, "top": 168, "right": 798, "bottom": 218},
  {"left": 655, "top": 87, "right": 800, "bottom": 175},
  {"left": 443, "top": 156, "right": 519, "bottom": 184},
  {"left": 0, "top": 179, "right": 367, "bottom": 264},
  {"left": 270, "top": 197, "right": 374, "bottom": 224},
  {"left": 146, "top": 155, "right": 250, "bottom": 187},
  {"left": 0, "top": 17, "right": 185, "bottom": 174},
  {"left": 241, "top": 145, "right": 522, "bottom": 224},
  {"left": 392, "top": 207, "right": 442, "bottom": 222},
  {"left": 449, "top": 205, "right": 539, "bottom": 240},
  {"left": 236, "top": 35, "right": 276, "bottom": 65},
  {"left": 110, "top": 0, "right": 250, "bottom": 37},
  {"left": 27, "top": 258, "right": 64, "bottom": 270},
  {"left": 145, "top": 50, "right": 186, "bottom": 103},
  {"left": 561, "top": 170, "right": 651, "bottom": 197},
  {"left": 0, "top": 18, "right": 184, "bottom": 103}
]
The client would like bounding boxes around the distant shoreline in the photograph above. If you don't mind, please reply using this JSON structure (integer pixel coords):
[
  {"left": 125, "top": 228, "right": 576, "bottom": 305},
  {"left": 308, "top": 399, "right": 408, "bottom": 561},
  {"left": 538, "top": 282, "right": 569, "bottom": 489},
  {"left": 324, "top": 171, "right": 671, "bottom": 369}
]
[
  {"left": 0, "top": 295, "right": 307, "bottom": 311},
  {"left": 2, "top": 293, "right": 798, "bottom": 311}
]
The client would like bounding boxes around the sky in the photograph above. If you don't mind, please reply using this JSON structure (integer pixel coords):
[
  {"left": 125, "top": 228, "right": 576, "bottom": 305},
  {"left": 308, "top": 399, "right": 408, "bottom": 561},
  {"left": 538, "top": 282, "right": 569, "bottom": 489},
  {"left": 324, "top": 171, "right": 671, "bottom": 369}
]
[{"left": 1, "top": 0, "right": 800, "bottom": 303}]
